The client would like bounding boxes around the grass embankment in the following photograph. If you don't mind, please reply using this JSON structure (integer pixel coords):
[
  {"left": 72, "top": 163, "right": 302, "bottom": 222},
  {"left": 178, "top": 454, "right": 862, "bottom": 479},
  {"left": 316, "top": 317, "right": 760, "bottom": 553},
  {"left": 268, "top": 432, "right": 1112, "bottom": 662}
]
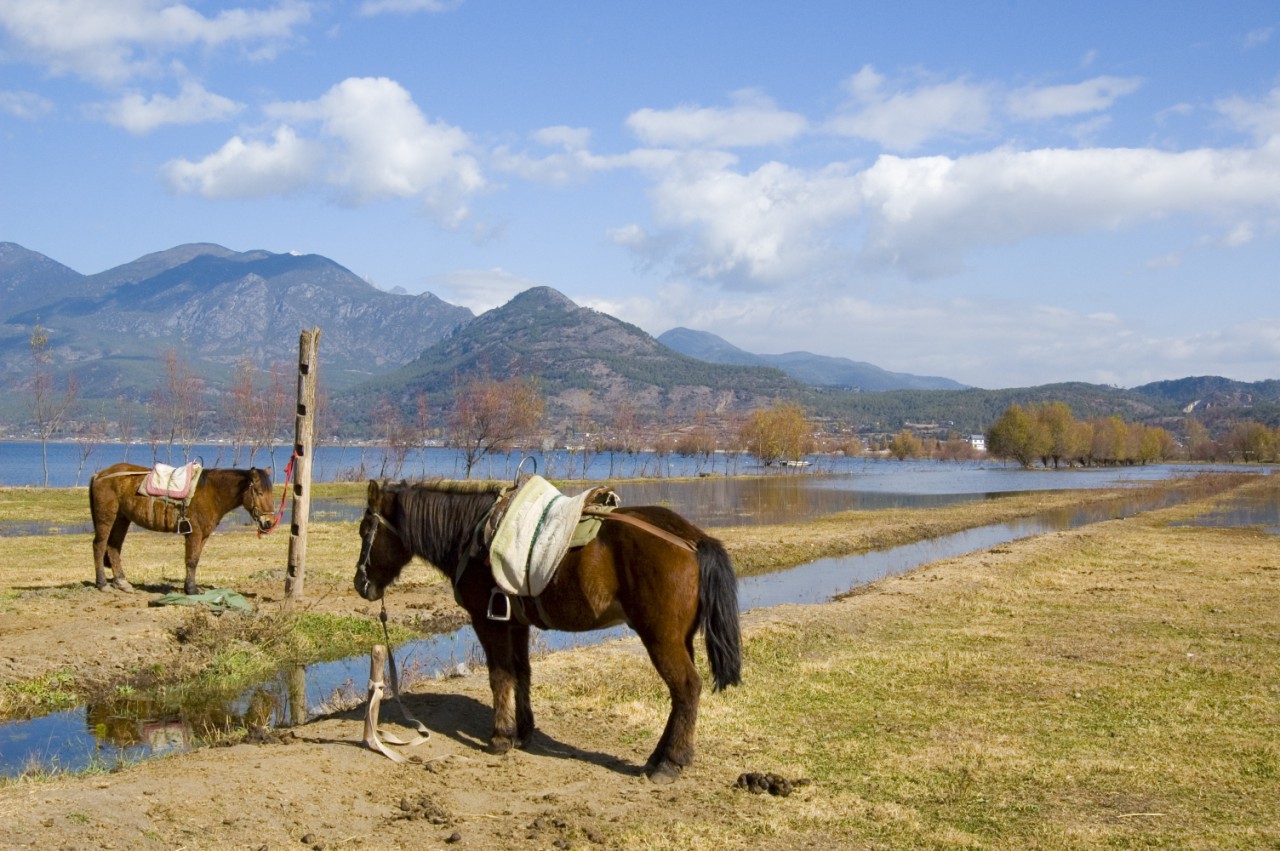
[
  {"left": 530, "top": 472, "right": 1280, "bottom": 848},
  {"left": 715, "top": 471, "right": 1255, "bottom": 575}
]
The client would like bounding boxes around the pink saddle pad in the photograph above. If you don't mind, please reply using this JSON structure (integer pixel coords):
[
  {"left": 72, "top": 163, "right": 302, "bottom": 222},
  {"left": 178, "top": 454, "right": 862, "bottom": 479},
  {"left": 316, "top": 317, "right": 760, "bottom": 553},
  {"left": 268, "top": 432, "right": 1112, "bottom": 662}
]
[{"left": 140, "top": 462, "right": 202, "bottom": 500}]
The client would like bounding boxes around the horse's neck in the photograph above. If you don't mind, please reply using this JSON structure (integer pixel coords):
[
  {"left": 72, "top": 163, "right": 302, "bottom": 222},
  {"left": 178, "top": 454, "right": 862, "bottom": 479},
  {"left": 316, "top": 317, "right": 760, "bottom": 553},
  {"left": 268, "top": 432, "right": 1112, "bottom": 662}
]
[
  {"left": 402, "top": 489, "right": 492, "bottom": 568},
  {"left": 199, "top": 469, "right": 243, "bottom": 508}
]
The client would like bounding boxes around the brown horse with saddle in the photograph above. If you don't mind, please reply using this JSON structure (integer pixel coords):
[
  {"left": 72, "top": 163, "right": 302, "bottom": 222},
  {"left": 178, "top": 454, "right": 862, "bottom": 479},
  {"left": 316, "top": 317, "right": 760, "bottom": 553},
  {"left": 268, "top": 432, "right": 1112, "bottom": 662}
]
[
  {"left": 353, "top": 475, "right": 741, "bottom": 784},
  {"left": 89, "top": 462, "right": 277, "bottom": 594}
]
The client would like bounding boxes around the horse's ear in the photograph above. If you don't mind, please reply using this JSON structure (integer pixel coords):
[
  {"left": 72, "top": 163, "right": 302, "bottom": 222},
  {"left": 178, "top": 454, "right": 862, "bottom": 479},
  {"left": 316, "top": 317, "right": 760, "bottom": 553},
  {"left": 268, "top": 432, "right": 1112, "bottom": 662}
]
[{"left": 367, "top": 479, "right": 380, "bottom": 505}]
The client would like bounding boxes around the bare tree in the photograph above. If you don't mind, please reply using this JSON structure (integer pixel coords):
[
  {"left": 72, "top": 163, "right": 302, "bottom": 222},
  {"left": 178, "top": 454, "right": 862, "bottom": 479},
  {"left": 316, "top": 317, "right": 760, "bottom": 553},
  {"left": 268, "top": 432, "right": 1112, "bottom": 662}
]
[
  {"left": 116, "top": 397, "right": 137, "bottom": 462},
  {"left": 28, "top": 320, "right": 78, "bottom": 486},
  {"left": 72, "top": 405, "right": 109, "bottom": 485},
  {"left": 372, "top": 396, "right": 413, "bottom": 479},
  {"left": 230, "top": 357, "right": 257, "bottom": 466},
  {"left": 675, "top": 411, "right": 718, "bottom": 474},
  {"left": 448, "top": 375, "right": 545, "bottom": 478},
  {"left": 158, "top": 347, "right": 204, "bottom": 461}
]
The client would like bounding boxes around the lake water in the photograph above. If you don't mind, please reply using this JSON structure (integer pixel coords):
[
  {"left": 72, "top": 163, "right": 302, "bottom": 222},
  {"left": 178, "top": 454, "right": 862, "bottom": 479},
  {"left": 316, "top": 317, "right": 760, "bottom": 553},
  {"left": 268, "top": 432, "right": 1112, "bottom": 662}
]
[
  {"left": 0, "top": 439, "right": 1234, "bottom": 492},
  {"left": 1, "top": 438, "right": 1240, "bottom": 536},
  {"left": 3, "top": 440, "right": 742, "bottom": 488}
]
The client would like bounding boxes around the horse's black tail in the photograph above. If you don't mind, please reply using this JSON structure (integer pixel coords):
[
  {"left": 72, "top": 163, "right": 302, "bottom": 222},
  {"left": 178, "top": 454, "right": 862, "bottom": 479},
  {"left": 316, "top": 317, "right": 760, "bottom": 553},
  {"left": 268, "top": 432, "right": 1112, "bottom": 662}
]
[{"left": 697, "top": 536, "right": 742, "bottom": 691}]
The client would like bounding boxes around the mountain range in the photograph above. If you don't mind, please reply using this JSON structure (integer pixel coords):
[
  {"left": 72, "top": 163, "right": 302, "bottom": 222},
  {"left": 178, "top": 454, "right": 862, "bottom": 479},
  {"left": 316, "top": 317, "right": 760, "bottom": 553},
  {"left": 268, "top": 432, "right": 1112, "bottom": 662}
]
[
  {"left": 2, "top": 241, "right": 1276, "bottom": 437},
  {"left": 657, "top": 327, "right": 966, "bottom": 391}
]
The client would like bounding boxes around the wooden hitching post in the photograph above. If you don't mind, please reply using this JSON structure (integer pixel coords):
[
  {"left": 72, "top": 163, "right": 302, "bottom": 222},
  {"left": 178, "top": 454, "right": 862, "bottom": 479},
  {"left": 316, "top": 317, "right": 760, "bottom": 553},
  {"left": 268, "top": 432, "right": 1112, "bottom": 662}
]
[{"left": 285, "top": 328, "right": 320, "bottom": 600}]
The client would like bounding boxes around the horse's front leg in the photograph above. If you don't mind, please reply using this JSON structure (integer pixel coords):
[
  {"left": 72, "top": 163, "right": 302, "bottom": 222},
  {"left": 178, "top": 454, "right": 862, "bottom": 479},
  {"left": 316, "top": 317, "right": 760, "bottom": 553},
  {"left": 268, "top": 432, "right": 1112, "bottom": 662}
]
[
  {"left": 472, "top": 618, "right": 528, "bottom": 753},
  {"left": 183, "top": 532, "right": 209, "bottom": 595},
  {"left": 102, "top": 516, "right": 133, "bottom": 592},
  {"left": 512, "top": 623, "right": 535, "bottom": 744}
]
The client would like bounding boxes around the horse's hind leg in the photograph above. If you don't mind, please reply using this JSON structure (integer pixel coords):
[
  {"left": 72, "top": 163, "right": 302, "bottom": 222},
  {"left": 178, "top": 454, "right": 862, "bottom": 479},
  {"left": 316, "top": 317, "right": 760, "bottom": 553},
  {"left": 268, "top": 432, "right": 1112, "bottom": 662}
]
[
  {"left": 93, "top": 521, "right": 110, "bottom": 590},
  {"left": 638, "top": 629, "right": 702, "bottom": 784},
  {"left": 472, "top": 618, "right": 529, "bottom": 753}
]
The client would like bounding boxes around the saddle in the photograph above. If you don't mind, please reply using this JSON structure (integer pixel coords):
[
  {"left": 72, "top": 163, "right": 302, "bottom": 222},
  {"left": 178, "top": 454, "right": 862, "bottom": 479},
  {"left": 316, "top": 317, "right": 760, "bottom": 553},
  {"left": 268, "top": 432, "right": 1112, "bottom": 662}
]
[
  {"left": 139, "top": 462, "right": 203, "bottom": 500},
  {"left": 485, "top": 474, "right": 618, "bottom": 599},
  {"left": 137, "top": 462, "right": 203, "bottom": 534}
]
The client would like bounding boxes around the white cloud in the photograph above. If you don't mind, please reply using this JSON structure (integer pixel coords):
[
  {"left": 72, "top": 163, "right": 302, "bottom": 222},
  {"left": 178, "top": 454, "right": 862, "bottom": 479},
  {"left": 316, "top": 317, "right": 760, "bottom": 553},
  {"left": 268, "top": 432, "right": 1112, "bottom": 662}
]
[
  {"left": 826, "top": 65, "right": 993, "bottom": 151},
  {"left": 1006, "top": 75, "right": 1143, "bottom": 120},
  {"left": 359, "top": 0, "right": 459, "bottom": 15},
  {"left": 0, "top": 89, "right": 53, "bottom": 118},
  {"left": 98, "top": 80, "right": 242, "bottom": 134},
  {"left": 0, "top": 0, "right": 311, "bottom": 85},
  {"left": 163, "top": 125, "right": 321, "bottom": 198},
  {"left": 423, "top": 267, "right": 539, "bottom": 313},
  {"left": 609, "top": 123, "right": 1280, "bottom": 287},
  {"left": 168, "top": 77, "right": 485, "bottom": 225},
  {"left": 267, "top": 77, "right": 483, "bottom": 216},
  {"left": 1217, "top": 84, "right": 1280, "bottom": 142},
  {"left": 854, "top": 143, "right": 1280, "bottom": 278},
  {"left": 1243, "top": 26, "right": 1273, "bottom": 50},
  {"left": 534, "top": 125, "right": 592, "bottom": 150},
  {"left": 626, "top": 89, "right": 808, "bottom": 148},
  {"left": 637, "top": 156, "right": 863, "bottom": 288},
  {"left": 491, "top": 127, "right": 610, "bottom": 185}
]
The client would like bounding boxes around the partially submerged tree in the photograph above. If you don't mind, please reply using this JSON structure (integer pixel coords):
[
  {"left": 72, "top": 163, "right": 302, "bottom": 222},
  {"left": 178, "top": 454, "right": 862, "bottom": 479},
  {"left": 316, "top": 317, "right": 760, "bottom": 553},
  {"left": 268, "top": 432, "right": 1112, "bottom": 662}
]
[
  {"left": 448, "top": 375, "right": 545, "bottom": 478},
  {"left": 740, "top": 401, "right": 812, "bottom": 467},
  {"left": 887, "top": 429, "right": 925, "bottom": 460},
  {"left": 28, "top": 320, "right": 78, "bottom": 486}
]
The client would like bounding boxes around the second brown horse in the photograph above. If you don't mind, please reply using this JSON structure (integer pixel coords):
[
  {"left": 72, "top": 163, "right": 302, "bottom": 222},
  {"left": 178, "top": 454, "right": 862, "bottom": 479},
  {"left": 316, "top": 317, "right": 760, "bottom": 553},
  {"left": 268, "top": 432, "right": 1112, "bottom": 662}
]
[{"left": 89, "top": 463, "right": 276, "bottom": 594}]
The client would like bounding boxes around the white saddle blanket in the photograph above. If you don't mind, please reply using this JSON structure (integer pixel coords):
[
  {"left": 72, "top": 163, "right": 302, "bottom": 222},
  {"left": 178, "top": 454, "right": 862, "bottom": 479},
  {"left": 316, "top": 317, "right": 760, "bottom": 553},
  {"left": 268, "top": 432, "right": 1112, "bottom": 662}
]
[
  {"left": 489, "top": 475, "right": 596, "bottom": 597},
  {"left": 139, "top": 462, "right": 203, "bottom": 500}
]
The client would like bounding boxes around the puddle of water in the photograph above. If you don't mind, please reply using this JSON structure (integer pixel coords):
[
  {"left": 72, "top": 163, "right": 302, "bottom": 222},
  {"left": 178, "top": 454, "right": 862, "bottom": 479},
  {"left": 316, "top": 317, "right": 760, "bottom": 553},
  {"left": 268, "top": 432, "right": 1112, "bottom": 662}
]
[
  {"left": 2, "top": 478, "right": 1271, "bottom": 778},
  {"left": 1173, "top": 493, "right": 1280, "bottom": 535}
]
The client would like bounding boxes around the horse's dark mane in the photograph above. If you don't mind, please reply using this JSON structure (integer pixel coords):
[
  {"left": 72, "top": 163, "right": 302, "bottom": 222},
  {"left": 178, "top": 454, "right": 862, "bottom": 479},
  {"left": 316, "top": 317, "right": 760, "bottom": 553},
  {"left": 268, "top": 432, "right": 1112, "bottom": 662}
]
[{"left": 389, "top": 480, "right": 501, "bottom": 568}]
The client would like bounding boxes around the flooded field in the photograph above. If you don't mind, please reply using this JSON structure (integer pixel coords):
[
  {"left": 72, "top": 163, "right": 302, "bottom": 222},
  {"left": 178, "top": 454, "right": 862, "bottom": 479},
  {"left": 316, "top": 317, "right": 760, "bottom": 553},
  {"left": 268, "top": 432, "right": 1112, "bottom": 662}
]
[{"left": 6, "top": 471, "right": 1272, "bottom": 778}]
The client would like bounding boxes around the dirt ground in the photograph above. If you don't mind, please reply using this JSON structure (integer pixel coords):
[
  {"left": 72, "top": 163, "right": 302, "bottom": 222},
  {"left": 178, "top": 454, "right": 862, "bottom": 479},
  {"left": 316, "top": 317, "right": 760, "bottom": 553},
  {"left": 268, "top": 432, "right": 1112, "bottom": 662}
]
[
  {"left": 0, "top": 559, "right": 804, "bottom": 851},
  {"left": 0, "top": 475, "right": 1274, "bottom": 849}
]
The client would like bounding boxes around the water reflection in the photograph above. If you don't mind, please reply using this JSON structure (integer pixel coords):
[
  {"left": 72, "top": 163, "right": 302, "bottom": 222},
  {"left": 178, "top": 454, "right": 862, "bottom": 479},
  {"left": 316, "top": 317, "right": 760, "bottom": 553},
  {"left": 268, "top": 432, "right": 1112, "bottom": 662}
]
[{"left": 1174, "top": 493, "right": 1280, "bottom": 535}]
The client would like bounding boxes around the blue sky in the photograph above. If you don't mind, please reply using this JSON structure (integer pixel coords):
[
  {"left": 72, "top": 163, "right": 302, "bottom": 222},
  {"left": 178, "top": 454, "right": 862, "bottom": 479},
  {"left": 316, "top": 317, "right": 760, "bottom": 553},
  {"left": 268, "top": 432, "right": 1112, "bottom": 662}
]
[{"left": 1, "top": 1, "right": 1278, "bottom": 390}]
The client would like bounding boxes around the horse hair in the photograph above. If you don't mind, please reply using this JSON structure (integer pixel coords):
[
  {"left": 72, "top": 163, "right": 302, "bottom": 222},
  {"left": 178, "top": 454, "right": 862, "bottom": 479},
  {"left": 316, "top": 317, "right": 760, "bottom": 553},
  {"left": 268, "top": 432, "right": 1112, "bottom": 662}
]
[{"left": 389, "top": 480, "right": 501, "bottom": 568}]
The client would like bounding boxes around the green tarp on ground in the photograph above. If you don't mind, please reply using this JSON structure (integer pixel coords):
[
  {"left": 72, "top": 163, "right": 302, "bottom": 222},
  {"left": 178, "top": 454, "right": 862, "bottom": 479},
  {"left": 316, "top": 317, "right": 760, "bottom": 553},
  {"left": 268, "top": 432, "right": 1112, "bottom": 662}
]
[{"left": 148, "top": 588, "right": 253, "bottom": 612}]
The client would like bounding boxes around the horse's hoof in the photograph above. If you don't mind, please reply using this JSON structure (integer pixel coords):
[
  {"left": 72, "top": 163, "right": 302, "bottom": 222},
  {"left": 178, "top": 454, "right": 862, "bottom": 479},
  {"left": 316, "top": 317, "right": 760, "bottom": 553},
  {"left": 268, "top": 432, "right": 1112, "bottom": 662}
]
[
  {"left": 111, "top": 579, "right": 135, "bottom": 593},
  {"left": 488, "top": 738, "right": 515, "bottom": 755},
  {"left": 646, "top": 761, "right": 682, "bottom": 785}
]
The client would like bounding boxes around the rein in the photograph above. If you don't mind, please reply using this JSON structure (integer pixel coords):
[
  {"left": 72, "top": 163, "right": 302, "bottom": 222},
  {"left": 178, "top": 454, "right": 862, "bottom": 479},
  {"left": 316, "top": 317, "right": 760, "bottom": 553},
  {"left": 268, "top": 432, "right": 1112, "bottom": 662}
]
[
  {"left": 257, "top": 453, "right": 295, "bottom": 537},
  {"left": 376, "top": 598, "right": 432, "bottom": 741},
  {"left": 355, "top": 506, "right": 435, "bottom": 742}
]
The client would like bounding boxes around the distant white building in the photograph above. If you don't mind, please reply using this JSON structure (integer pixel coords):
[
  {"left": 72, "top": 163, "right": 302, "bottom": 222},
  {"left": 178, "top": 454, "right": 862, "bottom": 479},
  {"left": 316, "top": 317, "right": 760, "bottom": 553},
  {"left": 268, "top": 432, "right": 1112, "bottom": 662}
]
[{"left": 969, "top": 434, "right": 987, "bottom": 452}]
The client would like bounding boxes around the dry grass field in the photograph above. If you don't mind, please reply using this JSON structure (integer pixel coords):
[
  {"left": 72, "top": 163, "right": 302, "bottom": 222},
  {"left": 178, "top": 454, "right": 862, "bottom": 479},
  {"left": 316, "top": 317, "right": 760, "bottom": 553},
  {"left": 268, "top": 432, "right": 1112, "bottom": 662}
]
[{"left": 0, "top": 471, "right": 1275, "bottom": 849}]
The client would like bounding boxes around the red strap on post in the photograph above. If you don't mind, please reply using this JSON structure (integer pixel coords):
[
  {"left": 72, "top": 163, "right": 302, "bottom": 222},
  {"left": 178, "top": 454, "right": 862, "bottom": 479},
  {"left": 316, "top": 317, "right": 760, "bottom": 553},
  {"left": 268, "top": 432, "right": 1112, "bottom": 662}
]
[{"left": 260, "top": 452, "right": 295, "bottom": 537}]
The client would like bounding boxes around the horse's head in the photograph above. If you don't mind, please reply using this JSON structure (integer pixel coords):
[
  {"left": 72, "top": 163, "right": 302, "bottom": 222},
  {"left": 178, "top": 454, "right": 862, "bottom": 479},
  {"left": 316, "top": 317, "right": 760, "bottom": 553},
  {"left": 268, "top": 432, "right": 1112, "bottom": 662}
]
[
  {"left": 244, "top": 468, "right": 277, "bottom": 532},
  {"left": 354, "top": 480, "right": 413, "bottom": 602}
]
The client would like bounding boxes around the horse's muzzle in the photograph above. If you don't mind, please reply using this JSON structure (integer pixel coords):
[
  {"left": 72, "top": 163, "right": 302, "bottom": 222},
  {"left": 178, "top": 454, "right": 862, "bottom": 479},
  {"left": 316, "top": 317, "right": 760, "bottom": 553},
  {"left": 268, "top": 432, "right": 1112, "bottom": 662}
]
[
  {"left": 257, "top": 517, "right": 276, "bottom": 532},
  {"left": 355, "top": 571, "right": 383, "bottom": 602}
]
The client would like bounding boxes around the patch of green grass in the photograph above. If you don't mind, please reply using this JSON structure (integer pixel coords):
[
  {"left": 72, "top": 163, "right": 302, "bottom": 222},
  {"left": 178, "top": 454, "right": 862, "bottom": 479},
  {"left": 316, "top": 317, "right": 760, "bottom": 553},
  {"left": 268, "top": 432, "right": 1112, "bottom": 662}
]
[
  {"left": 0, "top": 670, "right": 79, "bottom": 718},
  {"left": 0, "top": 486, "right": 88, "bottom": 522}
]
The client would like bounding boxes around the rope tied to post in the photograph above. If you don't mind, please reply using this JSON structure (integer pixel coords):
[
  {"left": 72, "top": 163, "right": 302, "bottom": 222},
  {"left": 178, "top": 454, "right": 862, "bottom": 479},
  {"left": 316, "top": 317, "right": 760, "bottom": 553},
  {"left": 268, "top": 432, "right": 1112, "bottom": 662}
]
[
  {"left": 258, "top": 452, "right": 295, "bottom": 538},
  {"left": 363, "top": 600, "right": 432, "bottom": 762}
]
